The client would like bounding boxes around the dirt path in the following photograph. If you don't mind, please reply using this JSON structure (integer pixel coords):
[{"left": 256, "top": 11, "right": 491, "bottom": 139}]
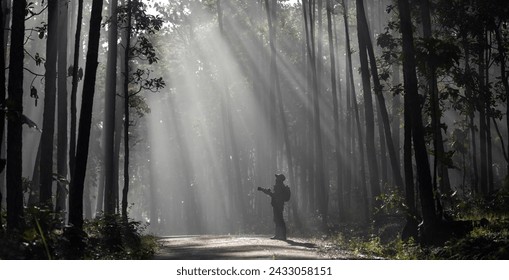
[{"left": 154, "top": 235, "right": 356, "bottom": 260}]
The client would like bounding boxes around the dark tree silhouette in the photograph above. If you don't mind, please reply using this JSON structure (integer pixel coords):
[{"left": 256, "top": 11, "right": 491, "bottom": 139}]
[
  {"left": 56, "top": 0, "right": 69, "bottom": 213},
  {"left": 397, "top": 0, "right": 438, "bottom": 239},
  {"left": 356, "top": 0, "right": 380, "bottom": 214},
  {"left": 0, "top": 0, "right": 6, "bottom": 231},
  {"left": 39, "top": 0, "right": 58, "bottom": 207},
  {"left": 69, "top": 0, "right": 84, "bottom": 185},
  {"left": 6, "top": 0, "right": 26, "bottom": 230},
  {"left": 104, "top": 0, "right": 119, "bottom": 216},
  {"left": 69, "top": 0, "right": 105, "bottom": 230}
]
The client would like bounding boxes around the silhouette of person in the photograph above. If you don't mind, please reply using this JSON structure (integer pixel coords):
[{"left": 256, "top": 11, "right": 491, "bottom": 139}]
[{"left": 258, "top": 174, "right": 288, "bottom": 240}]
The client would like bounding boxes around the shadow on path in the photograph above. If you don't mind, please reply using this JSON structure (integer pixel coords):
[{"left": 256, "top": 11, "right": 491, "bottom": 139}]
[
  {"left": 284, "top": 239, "right": 317, "bottom": 249},
  {"left": 154, "top": 235, "right": 326, "bottom": 260}
]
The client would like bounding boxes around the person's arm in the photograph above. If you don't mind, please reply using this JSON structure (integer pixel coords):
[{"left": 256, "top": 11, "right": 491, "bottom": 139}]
[{"left": 257, "top": 187, "right": 273, "bottom": 197}]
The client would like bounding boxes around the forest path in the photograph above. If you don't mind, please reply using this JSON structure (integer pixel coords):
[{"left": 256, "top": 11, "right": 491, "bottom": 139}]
[{"left": 154, "top": 235, "right": 355, "bottom": 259}]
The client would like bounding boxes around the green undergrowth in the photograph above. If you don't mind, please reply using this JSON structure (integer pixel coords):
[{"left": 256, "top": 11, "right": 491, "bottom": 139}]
[
  {"left": 329, "top": 215, "right": 509, "bottom": 260},
  {"left": 330, "top": 218, "right": 509, "bottom": 259},
  {"left": 0, "top": 207, "right": 158, "bottom": 259},
  {"left": 329, "top": 188, "right": 509, "bottom": 259}
]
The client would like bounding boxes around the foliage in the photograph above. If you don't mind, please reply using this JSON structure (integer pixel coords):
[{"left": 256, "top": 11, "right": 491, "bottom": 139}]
[
  {"left": 330, "top": 221, "right": 509, "bottom": 259},
  {"left": 432, "top": 224, "right": 509, "bottom": 259},
  {"left": 329, "top": 190, "right": 509, "bottom": 259},
  {"left": 79, "top": 213, "right": 158, "bottom": 259},
  {"left": 0, "top": 207, "right": 157, "bottom": 260}
]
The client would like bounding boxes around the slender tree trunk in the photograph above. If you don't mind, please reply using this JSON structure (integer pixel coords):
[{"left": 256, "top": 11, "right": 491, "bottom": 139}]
[
  {"left": 311, "top": 0, "right": 326, "bottom": 222},
  {"left": 342, "top": 0, "right": 368, "bottom": 222},
  {"left": 104, "top": 0, "right": 118, "bottom": 216},
  {"left": 56, "top": 0, "right": 69, "bottom": 213},
  {"left": 486, "top": 101, "right": 493, "bottom": 194},
  {"left": 113, "top": 45, "right": 125, "bottom": 214},
  {"left": 377, "top": 104, "right": 388, "bottom": 186},
  {"left": 392, "top": 64, "right": 401, "bottom": 177},
  {"left": 420, "top": 0, "right": 451, "bottom": 198},
  {"left": 397, "top": 0, "right": 437, "bottom": 240},
  {"left": 356, "top": 0, "right": 380, "bottom": 214},
  {"left": 301, "top": 0, "right": 316, "bottom": 213},
  {"left": 402, "top": 92, "right": 417, "bottom": 240},
  {"left": 463, "top": 41, "right": 479, "bottom": 193},
  {"left": 113, "top": 0, "right": 127, "bottom": 213},
  {"left": 0, "top": 1, "right": 5, "bottom": 231},
  {"left": 478, "top": 29, "right": 488, "bottom": 197},
  {"left": 359, "top": 0, "right": 404, "bottom": 190},
  {"left": 494, "top": 23, "right": 509, "bottom": 178},
  {"left": 69, "top": 0, "right": 84, "bottom": 183},
  {"left": 69, "top": 0, "right": 105, "bottom": 230},
  {"left": 470, "top": 114, "right": 478, "bottom": 193},
  {"left": 326, "top": 0, "right": 341, "bottom": 220},
  {"left": 121, "top": 0, "right": 132, "bottom": 222},
  {"left": 6, "top": 0, "right": 25, "bottom": 230},
  {"left": 342, "top": 0, "right": 352, "bottom": 220},
  {"left": 334, "top": 10, "right": 349, "bottom": 221},
  {"left": 0, "top": 1, "right": 10, "bottom": 214},
  {"left": 40, "top": 0, "right": 59, "bottom": 207},
  {"left": 484, "top": 36, "right": 494, "bottom": 194}
]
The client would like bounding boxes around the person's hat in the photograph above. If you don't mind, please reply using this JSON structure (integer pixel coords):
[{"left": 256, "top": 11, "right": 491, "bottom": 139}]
[{"left": 275, "top": 174, "right": 286, "bottom": 181}]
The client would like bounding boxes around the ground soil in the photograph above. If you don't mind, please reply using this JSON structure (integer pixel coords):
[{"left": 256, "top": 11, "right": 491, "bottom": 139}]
[{"left": 154, "top": 235, "right": 358, "bottom": 260}]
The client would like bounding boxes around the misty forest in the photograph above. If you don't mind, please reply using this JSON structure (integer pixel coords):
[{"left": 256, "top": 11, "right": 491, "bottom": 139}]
[{"left": 0, "top": 0, "right": 508, "bottom": 260}]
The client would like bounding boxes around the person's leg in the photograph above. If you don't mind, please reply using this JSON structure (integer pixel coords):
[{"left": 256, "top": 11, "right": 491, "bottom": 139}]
[
  {"left": 281, "top": 218, "right": 286, "bottom": 240},
  {"left": 271, "top": 208, "right": 279, "bottom": 239},
  {"left": 274, "top": 208, "right": 285, "bottom": 240}
]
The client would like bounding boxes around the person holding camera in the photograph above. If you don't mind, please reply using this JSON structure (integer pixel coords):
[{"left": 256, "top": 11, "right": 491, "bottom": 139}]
[{"left": 258, "top": 174, "right": 290, "bottom": 240}]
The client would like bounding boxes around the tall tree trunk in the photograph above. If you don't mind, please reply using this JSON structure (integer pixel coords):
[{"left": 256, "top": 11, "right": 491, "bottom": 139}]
[
  {"left": 69, "top": 0, "right": 84, "bottom": 183},
  {"left": 6, "top": 0, "right": 25, "bottom": 230},
  {"left": 356, "top": 0, "right": 380, "bottom": 214},
  {"left": 402, "top": 92, "right": 418, "bottom": 240},
  {"left": 0, "top": 0, "right": 5, "bottom": 231},
  {"left": 397, "top": 0, "right": 437, "bottom": 240},
  {"left": 113, "top": 45, "right": 125, "bottom": 214},
  {"left": 121, "top": 0, "right": 132, "bottom": 223},
  {"left": 104, "top": 0, "right": 118, "bottom": 216},
  {"left": 69, "top": 0, "right": 105, "bottom": 230},
  {"left": 463, "top": 40, "right": 479, "bottom": 193},
  {"left": 40, "top": 0, "right": 59, "bottom": 207},
  {"left": 359, "top": 0, "right": 404, "bottom": 191},
  {"left": 301, "top": 0, "right": 316, "bottom": 213},
  {"left": 311, "top": 0, "right": 326, "bottom": 223},
  {"left": 494, "top": 23, "right": 509, "bottom": 178},
  {"left": 377, "top": 104, "right": 388, "bottom": 186},
  {"left": 477, "top": 29, "right": 488, "bottom": 197},
  {"left": 342, "top": 0, "right": 368, "bottom": 222},
  {"left": 420, "top": 0, "right": 451, "bottom": 198},
  {"left": 391, "top": 64, "right": 401, "bottom": 178},
  {"left": 0, "top": 1, "right": 11, "bottom": 205},
  {"left": 341, "top": 0, "right": 352, "bottom": 221},
  {"left": 326, "top": 0, "right": 341, "bottom": 220},
  {"left": 56, "top": 0, "right": 69, "bottom": 213},
  {"left": 333, "top": 10, "right": 348, "bottom": 221},
  {"left": 484, "top": 36, "right": 494, "bottom": 194}
]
